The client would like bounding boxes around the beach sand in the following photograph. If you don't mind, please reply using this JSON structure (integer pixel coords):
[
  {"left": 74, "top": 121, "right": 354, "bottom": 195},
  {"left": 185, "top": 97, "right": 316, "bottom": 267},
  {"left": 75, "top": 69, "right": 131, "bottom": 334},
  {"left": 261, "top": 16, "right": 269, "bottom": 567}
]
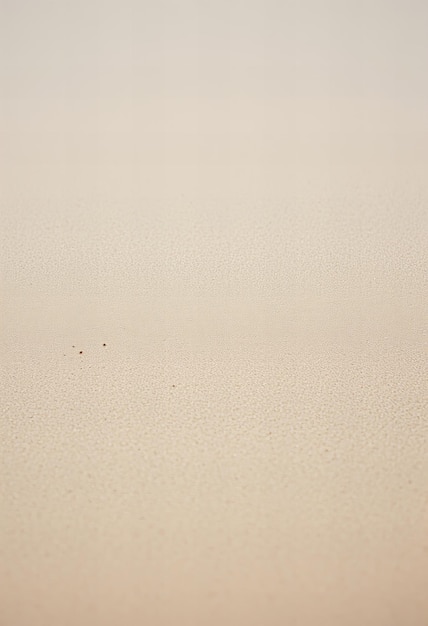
[
  {"left": 1, "top": 2, "right": 428, "bottom": 624},
  {"left": 1, "top": 183, "right": 427, "bottom": 626}
]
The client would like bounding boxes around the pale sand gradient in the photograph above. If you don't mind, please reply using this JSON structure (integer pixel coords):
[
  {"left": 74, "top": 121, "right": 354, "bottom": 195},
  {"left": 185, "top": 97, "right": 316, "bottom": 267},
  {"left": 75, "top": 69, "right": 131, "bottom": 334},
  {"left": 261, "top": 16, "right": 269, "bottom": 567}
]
[
  {"left": 1, "top": 1, "right": 428, "bottom": 625},
  {"left": 1, "top": 187, "right": 427, "bottom": 626}
]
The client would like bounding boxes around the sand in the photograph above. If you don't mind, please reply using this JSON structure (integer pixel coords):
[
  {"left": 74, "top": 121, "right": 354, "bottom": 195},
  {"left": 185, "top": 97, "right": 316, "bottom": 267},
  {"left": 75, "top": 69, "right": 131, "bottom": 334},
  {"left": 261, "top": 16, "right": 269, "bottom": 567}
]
[
  {"left": 1, "top": 2, "right": 428, "bottom": 624},
  {"left": 1, "top": 182, "right": 427, "bottom": 626}
]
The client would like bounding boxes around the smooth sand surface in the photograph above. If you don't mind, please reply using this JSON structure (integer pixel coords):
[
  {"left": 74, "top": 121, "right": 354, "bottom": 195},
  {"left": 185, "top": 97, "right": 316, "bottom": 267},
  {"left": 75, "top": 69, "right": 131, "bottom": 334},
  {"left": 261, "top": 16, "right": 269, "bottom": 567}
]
[
  {"left": 1, "top": 2, "right": 428, "bottom": 624},
  {"left": 1, "top": 185, "right": 427, "bottom": 626}
]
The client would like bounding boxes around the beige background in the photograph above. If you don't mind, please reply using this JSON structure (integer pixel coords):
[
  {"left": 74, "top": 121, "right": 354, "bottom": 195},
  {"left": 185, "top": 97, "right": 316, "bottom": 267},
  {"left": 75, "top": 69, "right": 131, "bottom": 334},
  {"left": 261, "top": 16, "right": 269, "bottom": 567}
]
[{"left": 1, "top": 1, "right": 427, "bottom": 625}]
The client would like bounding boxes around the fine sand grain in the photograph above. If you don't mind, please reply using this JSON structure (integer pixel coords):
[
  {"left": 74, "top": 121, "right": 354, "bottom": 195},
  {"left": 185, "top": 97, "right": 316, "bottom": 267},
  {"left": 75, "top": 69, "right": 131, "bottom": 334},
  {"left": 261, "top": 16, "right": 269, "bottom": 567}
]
[
  {"left": 1, "top": 188, "right": 427, "bottom": 626},
  {"left": 1, "top": 2, "right": 428, "bottom": 625}
]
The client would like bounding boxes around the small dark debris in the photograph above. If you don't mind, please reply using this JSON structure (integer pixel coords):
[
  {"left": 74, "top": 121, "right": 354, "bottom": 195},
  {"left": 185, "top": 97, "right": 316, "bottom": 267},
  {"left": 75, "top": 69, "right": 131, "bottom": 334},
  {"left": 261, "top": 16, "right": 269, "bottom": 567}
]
[
  {"left": 72, "top": 345, "right": 75, "bottom": 348},
  {"left": 172, "top": 384, "right": 176, "bottom": 387},
  {"left": 103, "top": 343, "right": 106, "bottom": 346},
  {"left": 79, "top": 351, "right": 83, "bottom": 354}
]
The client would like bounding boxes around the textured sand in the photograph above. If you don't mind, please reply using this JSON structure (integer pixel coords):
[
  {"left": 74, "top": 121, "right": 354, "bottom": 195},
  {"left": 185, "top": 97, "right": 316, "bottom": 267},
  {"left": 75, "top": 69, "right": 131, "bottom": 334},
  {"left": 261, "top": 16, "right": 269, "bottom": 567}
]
[
  {"left": 1, "top": 186, "right": 427, "bottom": 626},
  {"left": 1, "top": 2, "right": 428, "bottom": 624}
]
